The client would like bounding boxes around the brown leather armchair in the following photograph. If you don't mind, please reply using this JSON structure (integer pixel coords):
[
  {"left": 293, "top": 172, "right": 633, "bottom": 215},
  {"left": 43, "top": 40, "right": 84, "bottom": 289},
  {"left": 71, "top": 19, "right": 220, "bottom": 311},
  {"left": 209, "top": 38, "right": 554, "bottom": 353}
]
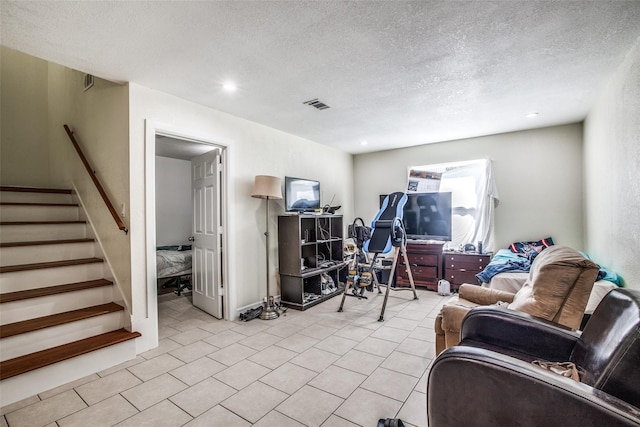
[
  {"left": 434, "top": 245, "right": 599, "bottom": 355},
  {"left": 427, "top": 288, "right": 640, "bottom": 426}
]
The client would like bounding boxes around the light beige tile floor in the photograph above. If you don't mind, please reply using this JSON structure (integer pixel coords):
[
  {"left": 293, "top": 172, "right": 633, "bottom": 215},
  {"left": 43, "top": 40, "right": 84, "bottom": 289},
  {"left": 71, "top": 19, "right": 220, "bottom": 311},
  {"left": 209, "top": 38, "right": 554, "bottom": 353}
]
[{"left": 1, "top": 289, "right": 448, "bottom": 426}]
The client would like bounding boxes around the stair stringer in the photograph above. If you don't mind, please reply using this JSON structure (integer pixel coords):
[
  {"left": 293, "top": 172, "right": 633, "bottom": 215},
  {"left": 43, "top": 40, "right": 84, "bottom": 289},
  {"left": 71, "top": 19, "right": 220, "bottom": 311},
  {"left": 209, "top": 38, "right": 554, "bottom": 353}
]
[
  {"left": 70, "top": 188, "right": 131, "bottom": 328},
  {"left": 70, "top": 186, "right": 160, "bottom": 355}
]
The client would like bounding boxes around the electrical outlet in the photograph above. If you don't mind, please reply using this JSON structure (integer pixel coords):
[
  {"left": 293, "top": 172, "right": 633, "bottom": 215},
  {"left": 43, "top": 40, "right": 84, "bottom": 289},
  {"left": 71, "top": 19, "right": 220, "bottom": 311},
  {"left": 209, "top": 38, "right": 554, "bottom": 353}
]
[{"left": 120, "top": 203, "right": 126, "bottom": 218}]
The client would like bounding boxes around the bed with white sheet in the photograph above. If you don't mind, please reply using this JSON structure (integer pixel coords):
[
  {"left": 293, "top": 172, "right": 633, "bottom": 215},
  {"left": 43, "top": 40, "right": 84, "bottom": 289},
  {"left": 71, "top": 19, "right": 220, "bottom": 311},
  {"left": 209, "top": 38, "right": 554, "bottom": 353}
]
[
  {"left": 484, "top": 272, "right": 617, "bottom": 315},
  {"left": 479, "top": 248, "right": 622, "bottom": 315},
  {"left": 156, "top": 245, "right": 192, "bottom": 295}
]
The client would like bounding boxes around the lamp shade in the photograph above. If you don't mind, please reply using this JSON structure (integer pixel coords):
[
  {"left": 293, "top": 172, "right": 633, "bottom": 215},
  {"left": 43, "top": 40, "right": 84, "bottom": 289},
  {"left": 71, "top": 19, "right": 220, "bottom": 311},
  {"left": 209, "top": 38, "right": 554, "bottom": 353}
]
[{"left": 251, "top": 175, "right": 282, "bottom": 199}]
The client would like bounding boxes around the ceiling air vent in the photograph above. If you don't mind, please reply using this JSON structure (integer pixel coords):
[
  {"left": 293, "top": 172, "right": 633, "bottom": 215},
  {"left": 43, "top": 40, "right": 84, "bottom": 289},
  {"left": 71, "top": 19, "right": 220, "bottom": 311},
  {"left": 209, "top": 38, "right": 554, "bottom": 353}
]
[
  {"left": 303, "top": 98, "right": 330, "bottom": 110},
  {"left": 83, "top": 74, "right": 94, "bottom": 91}
]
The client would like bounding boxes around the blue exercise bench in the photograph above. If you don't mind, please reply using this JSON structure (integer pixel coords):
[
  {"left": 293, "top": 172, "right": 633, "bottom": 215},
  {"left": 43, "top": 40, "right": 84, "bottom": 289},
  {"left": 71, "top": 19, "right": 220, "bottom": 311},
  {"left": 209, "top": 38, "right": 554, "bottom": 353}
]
[{"left": 338, "top": 192, "right": 418, "bottom": 321}]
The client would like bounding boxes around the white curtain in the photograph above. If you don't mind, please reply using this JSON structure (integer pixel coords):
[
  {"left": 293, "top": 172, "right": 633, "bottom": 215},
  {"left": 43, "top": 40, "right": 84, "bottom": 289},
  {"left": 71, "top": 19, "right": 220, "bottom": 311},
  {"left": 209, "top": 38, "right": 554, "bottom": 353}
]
[{"left": 408, "top": 159, "right": 499, "bottom": 252}]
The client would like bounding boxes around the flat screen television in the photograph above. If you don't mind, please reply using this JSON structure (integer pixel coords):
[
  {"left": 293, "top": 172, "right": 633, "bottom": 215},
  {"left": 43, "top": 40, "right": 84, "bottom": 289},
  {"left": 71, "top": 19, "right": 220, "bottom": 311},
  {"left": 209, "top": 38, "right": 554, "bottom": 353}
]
[
  {"left": 380, "top": 192, "right": 452, "bottom": 241},
  {"left": 285, "top": 177, "right": 321, "bottom": 212}
]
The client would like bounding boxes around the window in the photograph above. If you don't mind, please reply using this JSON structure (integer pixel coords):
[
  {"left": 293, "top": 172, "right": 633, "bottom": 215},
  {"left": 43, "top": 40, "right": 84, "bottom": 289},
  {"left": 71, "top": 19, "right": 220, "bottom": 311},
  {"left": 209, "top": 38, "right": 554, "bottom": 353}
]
[{"left": 408, "top": 159, "right": 499, "bottom": 251}]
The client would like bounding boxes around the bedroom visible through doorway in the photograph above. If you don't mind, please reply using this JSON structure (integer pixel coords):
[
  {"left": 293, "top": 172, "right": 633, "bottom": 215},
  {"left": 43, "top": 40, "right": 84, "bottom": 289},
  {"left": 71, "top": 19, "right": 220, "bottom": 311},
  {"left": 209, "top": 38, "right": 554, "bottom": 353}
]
[{"left": 153, "top": 134, "right": 227, "bottom": 320}]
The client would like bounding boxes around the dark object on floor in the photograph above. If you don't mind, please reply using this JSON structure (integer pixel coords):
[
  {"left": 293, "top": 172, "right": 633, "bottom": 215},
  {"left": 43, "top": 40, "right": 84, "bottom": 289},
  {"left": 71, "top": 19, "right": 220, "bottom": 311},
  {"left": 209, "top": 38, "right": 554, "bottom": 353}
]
[
  {"left": 239, "top": 306, "right": 263, "bottom": 321},
  {"left": 427, "top": 288, "right": 640, "bottom": 426},
  {"left": 161, "top": 275, "right": 192, "bottom": 296},
  {"left": 378, "top": 419, "right": 405, "bottom": 427}
]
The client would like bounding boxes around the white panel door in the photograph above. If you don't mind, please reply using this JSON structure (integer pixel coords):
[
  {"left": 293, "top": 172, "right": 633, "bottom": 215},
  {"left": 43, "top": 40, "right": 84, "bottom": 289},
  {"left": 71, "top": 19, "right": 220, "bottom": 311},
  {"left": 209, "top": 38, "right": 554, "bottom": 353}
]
[{"left": 191, "top": 149, "right": 222, "bottom": 318}]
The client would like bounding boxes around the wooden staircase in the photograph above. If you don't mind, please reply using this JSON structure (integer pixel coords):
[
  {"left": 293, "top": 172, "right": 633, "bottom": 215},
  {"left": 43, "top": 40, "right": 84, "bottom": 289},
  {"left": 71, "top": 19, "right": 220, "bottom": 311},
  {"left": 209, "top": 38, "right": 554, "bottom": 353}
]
[{"left": 0, "top": 186, "right": 140, "bottom": 406}]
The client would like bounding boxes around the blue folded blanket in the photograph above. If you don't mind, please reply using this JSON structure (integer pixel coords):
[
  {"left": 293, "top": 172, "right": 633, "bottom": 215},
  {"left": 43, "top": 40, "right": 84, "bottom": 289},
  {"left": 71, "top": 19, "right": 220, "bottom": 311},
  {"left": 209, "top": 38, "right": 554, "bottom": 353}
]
[{"left": 476, "top": 258, "right": 531, "bottom": 284}]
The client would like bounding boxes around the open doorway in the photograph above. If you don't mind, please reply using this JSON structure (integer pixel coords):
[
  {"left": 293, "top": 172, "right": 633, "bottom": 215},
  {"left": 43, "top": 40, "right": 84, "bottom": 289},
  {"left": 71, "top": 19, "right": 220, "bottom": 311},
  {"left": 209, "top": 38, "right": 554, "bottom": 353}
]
[{"left": 148, "top": 130, "right": 229, "bottom": 323}]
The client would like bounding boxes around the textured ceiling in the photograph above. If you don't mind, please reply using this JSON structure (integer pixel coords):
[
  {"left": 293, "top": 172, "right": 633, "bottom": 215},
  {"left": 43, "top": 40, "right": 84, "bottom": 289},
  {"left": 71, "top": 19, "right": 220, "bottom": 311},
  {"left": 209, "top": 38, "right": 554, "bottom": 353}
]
[{"left": 2, "top": 1, "right": 640, "bottom": 154}]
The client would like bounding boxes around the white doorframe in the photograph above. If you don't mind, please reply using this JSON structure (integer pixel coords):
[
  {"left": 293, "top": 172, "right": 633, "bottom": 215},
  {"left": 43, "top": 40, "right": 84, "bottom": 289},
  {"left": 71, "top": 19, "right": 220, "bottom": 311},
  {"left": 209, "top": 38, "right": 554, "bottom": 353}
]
[{"left": 144, "top": 120, "right": 232, "bottom": 324}]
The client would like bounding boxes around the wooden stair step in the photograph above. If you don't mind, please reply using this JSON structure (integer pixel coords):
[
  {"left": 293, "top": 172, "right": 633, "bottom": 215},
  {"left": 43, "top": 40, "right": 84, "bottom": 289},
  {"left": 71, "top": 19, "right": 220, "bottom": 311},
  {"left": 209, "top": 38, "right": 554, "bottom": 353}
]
[
  {"left": 0, "top": 238, "right": 95, "bottom": 248},
  {"left": 0, "top": 302, "right": 124, "bottom": 339},
  {"left": 0, "top": 328, "right": 141, "bottom": 380},
  {"left": 0, "top": 186, "right": 72, "bottom": 194},
  {"left": 0, "top": 258, "right": 103, "bottom": 274},
  {"left": 0, "top": 220, "right": 86, "bottom": 226},
  {"left": 0, "top": 202, "right": 78, "bottom": 207},
  {"left": 0, "top": 279, "right": 113, "bottom": 304}
]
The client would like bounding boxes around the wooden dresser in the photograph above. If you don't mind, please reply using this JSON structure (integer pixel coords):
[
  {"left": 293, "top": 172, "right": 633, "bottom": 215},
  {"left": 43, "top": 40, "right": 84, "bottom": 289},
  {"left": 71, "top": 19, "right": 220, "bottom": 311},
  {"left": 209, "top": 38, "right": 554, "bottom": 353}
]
[
  {"left": 442, "top": 251, "right": 491, "bottom": 290},
  {"left": 396, "top": 241, "right": 444, "bottom": 291}
]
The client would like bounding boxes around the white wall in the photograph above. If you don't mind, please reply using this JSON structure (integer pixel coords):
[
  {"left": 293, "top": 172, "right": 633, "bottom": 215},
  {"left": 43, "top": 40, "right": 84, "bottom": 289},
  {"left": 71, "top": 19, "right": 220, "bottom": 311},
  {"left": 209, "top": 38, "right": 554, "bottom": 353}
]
[
  {"left": 155, "top": 156, "right": 192, "bottom": 247},
  {"left": 46, "top": 62, "right": 132, "bottom": 309},
  {"left": 584, "top": 36, "right": 640, "bottom": 289},
  {"left": 128, "top": 83, "right": 354, "bottom": 328},
  {"left": 353, "top": 124, "right": 585, "bottom": 253},
  {"left": 0, "top": 47, "right": 50, "bottom": 186}
]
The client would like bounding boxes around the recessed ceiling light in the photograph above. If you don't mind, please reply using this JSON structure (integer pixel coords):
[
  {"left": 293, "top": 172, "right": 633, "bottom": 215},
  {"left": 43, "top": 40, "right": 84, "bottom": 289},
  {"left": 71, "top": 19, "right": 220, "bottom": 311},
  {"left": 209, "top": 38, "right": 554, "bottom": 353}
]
[
  {"left": 526, "top": 112, "right": 539, "bottom": 118},
  {"left": 222, "top": 82, "right": 237, "bottom": 92},
  {"left": 360, "top": 140, "right": 368, "bottom": 146}
]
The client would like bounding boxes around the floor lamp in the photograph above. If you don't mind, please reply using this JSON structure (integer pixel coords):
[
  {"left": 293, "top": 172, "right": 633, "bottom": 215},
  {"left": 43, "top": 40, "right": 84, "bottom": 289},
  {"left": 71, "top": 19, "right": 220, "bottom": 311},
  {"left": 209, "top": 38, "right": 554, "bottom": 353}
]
[{"left": 251, "top": 175, "right": 283, "bottom": 320}]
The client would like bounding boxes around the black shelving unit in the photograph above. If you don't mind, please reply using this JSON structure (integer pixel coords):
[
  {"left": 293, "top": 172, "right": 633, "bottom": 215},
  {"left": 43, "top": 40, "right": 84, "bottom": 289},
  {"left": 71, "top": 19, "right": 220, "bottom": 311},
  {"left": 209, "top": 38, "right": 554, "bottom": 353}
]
[{"left": 278, "top": 214, "right": 345, "bottom": 310}]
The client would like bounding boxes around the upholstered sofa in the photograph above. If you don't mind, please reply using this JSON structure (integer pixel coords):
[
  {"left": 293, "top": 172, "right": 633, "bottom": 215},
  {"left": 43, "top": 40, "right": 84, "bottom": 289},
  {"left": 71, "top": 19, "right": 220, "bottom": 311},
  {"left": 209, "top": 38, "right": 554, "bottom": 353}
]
[{"left": 434, "top": 245, "right": 599, "bottom": 355}]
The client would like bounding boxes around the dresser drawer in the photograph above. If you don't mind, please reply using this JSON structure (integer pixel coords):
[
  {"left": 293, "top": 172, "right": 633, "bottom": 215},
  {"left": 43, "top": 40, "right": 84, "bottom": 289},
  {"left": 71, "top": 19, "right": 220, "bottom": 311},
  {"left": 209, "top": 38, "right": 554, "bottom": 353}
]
[
  {"left": 403, "top": 253, "right": 439, "bottom": 266},
  {"left": 443, "top": 270, "right": 481, "bottom": 285},
  {"left": 399, "top": 265, "right": 438, "bottom": 281},
  {"left": 444, "top": 259, "right": 487, "bottom": 271},
  {"left": 444, "top": 254, "right": 491, "bottom": 270}
]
